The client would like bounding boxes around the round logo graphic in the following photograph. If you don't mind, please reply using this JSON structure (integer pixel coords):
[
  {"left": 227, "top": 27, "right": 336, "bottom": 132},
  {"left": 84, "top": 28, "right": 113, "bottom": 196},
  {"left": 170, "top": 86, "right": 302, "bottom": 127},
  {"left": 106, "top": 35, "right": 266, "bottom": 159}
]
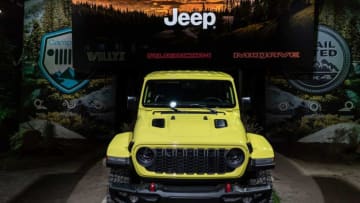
[{"left": 288, "top": 25, "right": 351, "bottom": 94}]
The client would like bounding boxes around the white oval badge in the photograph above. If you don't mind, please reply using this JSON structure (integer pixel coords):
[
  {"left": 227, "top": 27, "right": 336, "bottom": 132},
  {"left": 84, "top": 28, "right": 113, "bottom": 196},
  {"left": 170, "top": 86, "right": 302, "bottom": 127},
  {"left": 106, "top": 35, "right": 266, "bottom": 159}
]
[{"left": 288, "top": 25, "right": 351, "bottom": 94}]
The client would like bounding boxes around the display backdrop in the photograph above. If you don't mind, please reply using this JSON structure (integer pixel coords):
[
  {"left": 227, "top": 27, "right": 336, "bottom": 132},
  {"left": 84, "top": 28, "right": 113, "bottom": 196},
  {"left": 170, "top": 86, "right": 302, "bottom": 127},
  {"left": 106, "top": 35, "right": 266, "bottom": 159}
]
[
  {"left": 71, "top": 0, "right": 316, "bottom": 73},
  {"left": 266, "top": 0, "right": 360, "bottom": 158},
  {"left": 21, "top": 0, "right": 116, "bottom": 143},
  {"left": 12, "top": 0, "right": 360, "bottom": 160}
]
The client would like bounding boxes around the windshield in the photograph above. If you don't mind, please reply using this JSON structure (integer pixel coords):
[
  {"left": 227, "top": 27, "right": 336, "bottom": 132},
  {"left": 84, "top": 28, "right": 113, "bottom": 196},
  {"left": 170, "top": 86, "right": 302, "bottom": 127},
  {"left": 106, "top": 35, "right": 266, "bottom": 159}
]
[{"left": 142, "top": 80, "right": 236, "bottom": 108}]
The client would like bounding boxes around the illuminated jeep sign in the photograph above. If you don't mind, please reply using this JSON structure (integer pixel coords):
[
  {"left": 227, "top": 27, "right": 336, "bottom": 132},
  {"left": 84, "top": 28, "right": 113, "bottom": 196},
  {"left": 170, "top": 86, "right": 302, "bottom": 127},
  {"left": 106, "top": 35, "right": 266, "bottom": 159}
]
[{"left": 164, "top": 8, "right": 216, "bottom": 30}]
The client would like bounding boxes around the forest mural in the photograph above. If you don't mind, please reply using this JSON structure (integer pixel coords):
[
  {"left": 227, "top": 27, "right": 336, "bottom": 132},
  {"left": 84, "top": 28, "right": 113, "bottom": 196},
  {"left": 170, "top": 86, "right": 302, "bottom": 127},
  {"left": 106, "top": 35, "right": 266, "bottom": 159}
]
[
  {"left": 266, "top": 0, "right": 360, "bottom": 161},
  {"left": 0, "top": 0, "right": 23, "bottom": 153},
  {"left": 6, "top": 0, "right": 117, "bottom": 154}
]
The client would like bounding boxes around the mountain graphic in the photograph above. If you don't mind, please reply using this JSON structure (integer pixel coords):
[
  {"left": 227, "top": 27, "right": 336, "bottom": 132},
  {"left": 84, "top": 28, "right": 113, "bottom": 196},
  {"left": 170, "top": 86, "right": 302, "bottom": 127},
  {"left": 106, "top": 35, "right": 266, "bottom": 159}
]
[
  {"left": 60, "top": 67, "right": 76, "bottom": 79},
  {"left": 315, "top": 59, "right": 339, "bottom": 72},
  {"left": 53, "top": 71, "right": 62, "bottom": 78},
  {"left": 52, "top": 67, "right": 75, "bottom": 79},
  {"left": 51, "top": 67, "right": 78, "bottom": 89}
]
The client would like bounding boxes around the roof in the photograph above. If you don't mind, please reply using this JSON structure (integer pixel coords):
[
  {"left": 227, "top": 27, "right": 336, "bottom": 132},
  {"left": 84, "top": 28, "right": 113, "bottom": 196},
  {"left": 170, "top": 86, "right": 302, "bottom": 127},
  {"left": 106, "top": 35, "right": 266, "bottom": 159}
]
[{"left": 144, "top": 70, "right": 234, "bottom": 80}]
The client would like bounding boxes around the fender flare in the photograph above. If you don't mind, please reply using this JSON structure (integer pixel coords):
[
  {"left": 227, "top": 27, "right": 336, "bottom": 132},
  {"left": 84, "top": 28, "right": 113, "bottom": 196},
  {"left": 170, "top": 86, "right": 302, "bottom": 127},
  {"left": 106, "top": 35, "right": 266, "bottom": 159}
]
[
  {"left": 247, "top": 133, "right": 275, "bottom": 170},
  {"left": 107, "top": 132, "right": 133, "bottom": 157}
]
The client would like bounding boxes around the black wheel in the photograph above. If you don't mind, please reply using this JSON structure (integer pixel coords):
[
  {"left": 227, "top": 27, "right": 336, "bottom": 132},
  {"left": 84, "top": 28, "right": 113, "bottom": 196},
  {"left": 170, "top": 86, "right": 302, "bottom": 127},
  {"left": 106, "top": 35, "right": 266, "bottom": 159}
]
[
  {"left": 248, "top": 170, "right": 273, "bottom": 186},
  {"left": 243, "top": 170, "right": 274, "bottom": 203},
  {"left": 109, "top": 168, "right": 131, "bottom": 184},
  {"left": 107, "top": 168, "right": 130, "bottom": 203}
]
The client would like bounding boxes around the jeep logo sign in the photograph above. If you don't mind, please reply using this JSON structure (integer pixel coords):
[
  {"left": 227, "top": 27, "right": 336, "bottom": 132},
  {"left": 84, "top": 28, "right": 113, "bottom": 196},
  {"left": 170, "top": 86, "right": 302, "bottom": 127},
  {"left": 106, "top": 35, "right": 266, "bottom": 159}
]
[
  {"left": 164, "top": 8, "right": 216, "bottom": 29},
  {"left": 39, "top": 28, "right": 89, "bottom": 94}
]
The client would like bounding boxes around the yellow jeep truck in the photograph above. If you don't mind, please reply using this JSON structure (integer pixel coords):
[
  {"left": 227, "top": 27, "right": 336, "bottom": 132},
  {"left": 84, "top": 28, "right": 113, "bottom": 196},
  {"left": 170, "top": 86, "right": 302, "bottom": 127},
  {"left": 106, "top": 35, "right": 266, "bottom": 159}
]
[{"left": 106, "top": 70, "right": 275, "bottom": 203}]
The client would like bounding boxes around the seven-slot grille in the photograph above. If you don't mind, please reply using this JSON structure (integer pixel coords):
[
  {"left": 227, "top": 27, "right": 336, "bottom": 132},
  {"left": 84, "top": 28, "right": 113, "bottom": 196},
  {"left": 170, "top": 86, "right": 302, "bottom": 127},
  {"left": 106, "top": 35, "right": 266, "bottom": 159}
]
[{"left": 146, "top": 148, "right": 236, "bottom": 174}]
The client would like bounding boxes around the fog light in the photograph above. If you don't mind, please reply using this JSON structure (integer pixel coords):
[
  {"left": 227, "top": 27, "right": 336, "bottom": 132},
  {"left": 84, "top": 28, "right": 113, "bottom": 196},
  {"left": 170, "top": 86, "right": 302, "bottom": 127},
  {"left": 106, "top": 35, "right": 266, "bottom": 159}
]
[
  {"left": 225, "top": 183, "right": 232, "bottom": 193},
  {"left": 129, "top": 195, "right": 139, "bottom": 203}
]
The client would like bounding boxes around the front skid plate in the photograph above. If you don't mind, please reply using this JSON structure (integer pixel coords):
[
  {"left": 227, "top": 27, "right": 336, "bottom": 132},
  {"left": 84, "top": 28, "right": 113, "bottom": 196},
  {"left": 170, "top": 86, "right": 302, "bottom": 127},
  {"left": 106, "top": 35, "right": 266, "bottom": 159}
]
[{"left": 109, "top": 183, "right": 272, "bottom": 203}]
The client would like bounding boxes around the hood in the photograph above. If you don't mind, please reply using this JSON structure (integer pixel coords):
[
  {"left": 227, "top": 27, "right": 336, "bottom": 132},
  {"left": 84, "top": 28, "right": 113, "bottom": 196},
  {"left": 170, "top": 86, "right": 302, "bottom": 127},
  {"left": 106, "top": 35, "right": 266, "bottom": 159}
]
[{"left": 133, "top": 110, "right": 248, "bottom": 147}]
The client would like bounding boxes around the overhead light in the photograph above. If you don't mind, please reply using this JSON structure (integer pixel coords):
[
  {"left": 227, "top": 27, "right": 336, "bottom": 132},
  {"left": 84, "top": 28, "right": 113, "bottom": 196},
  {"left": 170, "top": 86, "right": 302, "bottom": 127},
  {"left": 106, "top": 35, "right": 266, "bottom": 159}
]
[{"left": 170, "top": 101, "right": 177, "bottom": 108}]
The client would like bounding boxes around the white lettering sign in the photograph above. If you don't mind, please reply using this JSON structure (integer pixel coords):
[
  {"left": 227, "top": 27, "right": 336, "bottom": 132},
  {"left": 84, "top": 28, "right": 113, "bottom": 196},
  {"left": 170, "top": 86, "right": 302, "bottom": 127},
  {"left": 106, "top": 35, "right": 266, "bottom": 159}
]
[{"left": 164, "top": 8, "right": 216, "bottom": 30}]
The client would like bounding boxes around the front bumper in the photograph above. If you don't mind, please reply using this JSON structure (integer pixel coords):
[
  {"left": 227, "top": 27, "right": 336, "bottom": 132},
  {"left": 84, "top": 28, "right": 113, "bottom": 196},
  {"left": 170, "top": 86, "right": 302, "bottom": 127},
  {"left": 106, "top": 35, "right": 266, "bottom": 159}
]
[{"left": 109, "top": 182, "right": 272, "bottom": 203}]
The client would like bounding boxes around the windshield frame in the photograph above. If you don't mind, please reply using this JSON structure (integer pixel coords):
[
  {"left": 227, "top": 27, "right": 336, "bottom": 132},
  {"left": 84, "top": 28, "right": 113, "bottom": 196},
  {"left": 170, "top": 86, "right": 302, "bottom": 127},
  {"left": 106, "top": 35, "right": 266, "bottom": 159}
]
[{"left": 141, "top": 79, "right": 237, "bottom": 108}]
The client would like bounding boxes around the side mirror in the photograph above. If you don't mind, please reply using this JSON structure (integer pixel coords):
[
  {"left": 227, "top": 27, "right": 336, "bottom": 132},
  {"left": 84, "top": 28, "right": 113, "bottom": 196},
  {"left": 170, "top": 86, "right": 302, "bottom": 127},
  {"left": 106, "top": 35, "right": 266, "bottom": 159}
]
[
  {"left": 241, "top": 97, "right": 252, "bottom": 113},
  {"left": 127, "top": 96, "right": 138, "bottom": 111}
]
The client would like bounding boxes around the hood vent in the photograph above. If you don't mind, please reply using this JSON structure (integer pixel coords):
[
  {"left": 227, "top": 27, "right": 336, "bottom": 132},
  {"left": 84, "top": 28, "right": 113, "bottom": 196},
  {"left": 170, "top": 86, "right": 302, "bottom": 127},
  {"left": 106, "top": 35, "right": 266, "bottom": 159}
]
[
  {"left": 214, "top": 119, "right": 227, "bottom": 128},
  {"left": 152, "top": 118, "right": 165, "bottom": 128}
]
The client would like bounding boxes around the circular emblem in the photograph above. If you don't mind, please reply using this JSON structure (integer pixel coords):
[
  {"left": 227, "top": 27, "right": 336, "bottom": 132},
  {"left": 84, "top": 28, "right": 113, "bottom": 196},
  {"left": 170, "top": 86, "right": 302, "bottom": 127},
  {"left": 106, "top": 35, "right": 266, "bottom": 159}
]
[{"left": 288, "top": 25, "right": 351, "bottom": 94}]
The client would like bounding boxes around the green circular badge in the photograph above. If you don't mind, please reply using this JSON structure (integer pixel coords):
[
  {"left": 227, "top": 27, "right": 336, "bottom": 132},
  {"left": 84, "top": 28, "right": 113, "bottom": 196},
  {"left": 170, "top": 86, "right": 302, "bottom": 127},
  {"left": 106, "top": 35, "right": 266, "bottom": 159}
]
[{"left": 288, "top": 25, "right": 351, "bottom": 94}]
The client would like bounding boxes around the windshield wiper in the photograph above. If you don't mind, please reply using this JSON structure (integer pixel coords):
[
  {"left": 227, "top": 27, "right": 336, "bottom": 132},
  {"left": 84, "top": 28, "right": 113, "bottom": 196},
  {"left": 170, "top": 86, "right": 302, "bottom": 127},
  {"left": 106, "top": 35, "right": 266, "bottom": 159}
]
[
  {"left": 170, "top": 106, "right": 180, "bottom": 112},
  {"left": 147, "top": 103, "right": 181, "bottom": 112},
  {"left": 188, "top": 104, "right": 218, "bottom": 114}
]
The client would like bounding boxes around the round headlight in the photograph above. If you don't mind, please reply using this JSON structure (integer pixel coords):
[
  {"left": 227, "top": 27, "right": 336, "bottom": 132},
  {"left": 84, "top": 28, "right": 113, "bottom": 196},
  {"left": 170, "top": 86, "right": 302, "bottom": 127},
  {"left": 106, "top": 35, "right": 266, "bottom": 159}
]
[
  {"left": 136, "top": 147, "right": 155, "bottom": 167},
  {"left": 226, "top": 148, "right": 244, "bottom": 169}
]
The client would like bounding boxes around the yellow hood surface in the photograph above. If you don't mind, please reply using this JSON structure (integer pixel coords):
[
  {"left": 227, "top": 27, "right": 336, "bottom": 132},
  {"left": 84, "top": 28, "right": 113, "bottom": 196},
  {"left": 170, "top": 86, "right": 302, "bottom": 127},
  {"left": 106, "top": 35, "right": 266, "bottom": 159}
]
[{"left": 133, "top": 109, "right": 248, "bottom": 147}]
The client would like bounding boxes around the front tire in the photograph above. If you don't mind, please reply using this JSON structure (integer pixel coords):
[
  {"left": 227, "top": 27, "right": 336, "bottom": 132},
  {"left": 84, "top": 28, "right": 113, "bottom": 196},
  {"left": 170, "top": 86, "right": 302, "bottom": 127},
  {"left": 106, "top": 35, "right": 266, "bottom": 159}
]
[
  {"left": 248, "top": 170, "right": 273, "bottom": 186},
  {"left": 107, "top": 167, "right": 130, "bottom": 203},
  {"left": 109, "top": 168, "right": 130, "bottom": 184},
  {"left": 243, "top": 170, "right": 274, "bottom": 203}
]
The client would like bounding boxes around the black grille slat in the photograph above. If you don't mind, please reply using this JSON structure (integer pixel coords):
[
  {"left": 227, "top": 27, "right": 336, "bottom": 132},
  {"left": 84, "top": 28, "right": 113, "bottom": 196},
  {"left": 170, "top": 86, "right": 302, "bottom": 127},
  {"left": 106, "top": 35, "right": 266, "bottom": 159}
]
[
  {"left": 165, "top": 149, "right": 174, "bottom": 173},
  {"left": 176, "top": 149, "right": 184, "bottom": 174},
  {"left": 149, "top": 148, "right": 237, "bottom": 174},
  {"left": 218, "top": 149, "right": 226, "bottom": 174},
  {"left": 205, "top": 149, "right": 209, "bottom": 173},
  {"left": 155, "top": 149, "right": 163, "bottom": 172},
  {"left": 208, "top": 149, "right": 216, "bottom": 174},
  {"left": 198, "top": 149, "right": 205, "bottom": 174},
  {"left": 187, "top": 149, "right": 194, "bottom": 174}
]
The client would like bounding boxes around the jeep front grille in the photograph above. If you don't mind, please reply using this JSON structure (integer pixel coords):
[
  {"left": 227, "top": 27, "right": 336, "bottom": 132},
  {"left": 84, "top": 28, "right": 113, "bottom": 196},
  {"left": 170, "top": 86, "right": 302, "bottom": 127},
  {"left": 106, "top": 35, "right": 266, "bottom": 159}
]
[{"left": 146, "top": 148, "right": 235, "bottom": 174}]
